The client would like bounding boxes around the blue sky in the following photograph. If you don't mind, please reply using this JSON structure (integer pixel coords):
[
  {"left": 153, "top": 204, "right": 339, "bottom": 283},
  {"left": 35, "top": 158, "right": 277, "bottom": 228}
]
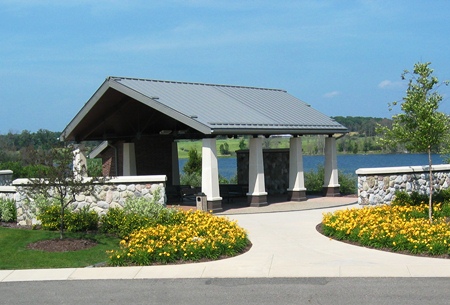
[{"left": 1, "top": 0, "right": 450, "bottom": 133}]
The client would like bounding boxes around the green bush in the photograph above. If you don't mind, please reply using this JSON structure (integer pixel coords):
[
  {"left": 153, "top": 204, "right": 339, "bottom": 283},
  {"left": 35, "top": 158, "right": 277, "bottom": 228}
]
[
  {"left": 101, "top": 195, "right": 182, "bottom": 238},
  {"left": 0, "top": 198, "right": 17, "bottom": 222},
  {"left": 339, "top": 172, "right": 357, "bottom": 195},
  {"left": 392, "top": 190, "right": 450, "bottom": 207},
  {"left": 99, "top": 207, "right": 128, "bottom": 236},
  {"left": 87, "top": 158, "right": 102, "bottom": 177},
  {"left": 0, "top": 161, "right": 51, "bottom": 179},
  {"left": 37, "top": 204, "right": 64, "bottom": 231},
  {"left": 180, "top": 172, "right": 201, "bottom": 187},
  {"left": 37, "top": 200, "right": 99, "bottom": 232},
  {"left": 304, "top": 165, "right": 357, "bottom": 195},
  {"left": 65, "top": 205, "right": 99, "bottom": 232},
  {"left": 304, "top": 165, "right": 325, "bottom": 193}
]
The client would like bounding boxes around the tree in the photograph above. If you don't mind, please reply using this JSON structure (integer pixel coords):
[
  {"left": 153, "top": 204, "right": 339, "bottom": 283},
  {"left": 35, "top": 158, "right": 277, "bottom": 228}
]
[
  {"left": 219, "top": 142, "right": 230, "bottom": 155},
  {"left": 238, "top": 137, "right": 247, "bottom": 150},
  {"left": 180, "top": 147, "right": 202, "bottom": 187},
  {"left": 23, "top": 145, "right": 102, "bottom": 239},
  {"left": 183, "top": 147, "right": 202, "bottom": 175},
  {"left": 377, "top": 62, "right": 450, "bottom": 222}
]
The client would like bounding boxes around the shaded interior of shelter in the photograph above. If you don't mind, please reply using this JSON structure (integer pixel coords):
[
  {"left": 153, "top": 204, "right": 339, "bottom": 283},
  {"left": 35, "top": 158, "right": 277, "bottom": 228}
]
[
  {"left": 166, "top": 188, "right": 298, "bottom": 212},
  {"left": 65, "top": 88, "right": 206, "bottom": 143}
]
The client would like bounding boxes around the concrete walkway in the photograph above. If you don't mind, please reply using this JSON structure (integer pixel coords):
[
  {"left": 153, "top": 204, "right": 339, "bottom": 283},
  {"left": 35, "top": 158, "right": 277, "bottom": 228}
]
[{"left": 2, "top": 196, "right": 450, "bottom": 282}]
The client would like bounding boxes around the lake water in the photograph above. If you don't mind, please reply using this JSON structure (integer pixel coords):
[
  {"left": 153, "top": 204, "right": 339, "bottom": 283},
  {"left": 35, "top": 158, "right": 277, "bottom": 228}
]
[{"left": 179, "top": 153, "right": 446, "bottom": 180}]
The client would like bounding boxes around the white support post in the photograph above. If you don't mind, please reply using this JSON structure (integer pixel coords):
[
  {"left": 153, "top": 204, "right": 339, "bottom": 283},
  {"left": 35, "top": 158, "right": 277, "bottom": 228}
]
[
  {"left": 123, "top": 143, "right": 137, "bottom": 176},
  {"left": 288, "top": 136, "right": 307, "bottom": 201},
  {"left": 201, "top": 138, "right": 222, "bottom": 212},
  {"left": 323, "top": 136, "right": 340, "bottom": 196},
  {"left": 247, "top": 136, "right": 268, "bottom": 206},
  {"left": 172, "top": 141, "right": 180, "bottom": 185},
  {"left": 73, "top": 144, "right": 87, "bottom": 178}
]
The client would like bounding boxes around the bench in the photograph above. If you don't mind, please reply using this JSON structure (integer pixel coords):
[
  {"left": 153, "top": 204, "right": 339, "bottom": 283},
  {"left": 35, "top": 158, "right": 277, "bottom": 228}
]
[{"left": 220, "top": 184, "right": 247, "bottom": 203}]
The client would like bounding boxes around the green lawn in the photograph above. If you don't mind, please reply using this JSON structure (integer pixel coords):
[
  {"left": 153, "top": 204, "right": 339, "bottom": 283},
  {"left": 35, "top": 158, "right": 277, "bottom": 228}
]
[{"left": 0, "top": 227, "right": 120, "bottom": 269}]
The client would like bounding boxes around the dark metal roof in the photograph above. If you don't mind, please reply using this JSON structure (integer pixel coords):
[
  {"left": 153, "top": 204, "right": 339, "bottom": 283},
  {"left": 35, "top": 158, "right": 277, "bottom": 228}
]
[{"left": 61, "top": 77, "right": 347, "bottom": 142}]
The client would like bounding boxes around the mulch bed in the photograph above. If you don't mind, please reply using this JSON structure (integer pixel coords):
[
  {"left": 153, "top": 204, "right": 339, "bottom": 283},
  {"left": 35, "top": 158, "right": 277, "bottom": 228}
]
[
  {"left": 2, "top": 221, "right": 97, "bottom": 252},
  {"left": 27, "top": 238, "right": 98, "bottom": 252},
  {"left": 2, "top": 221, "right": 252, "bottom": 259}
]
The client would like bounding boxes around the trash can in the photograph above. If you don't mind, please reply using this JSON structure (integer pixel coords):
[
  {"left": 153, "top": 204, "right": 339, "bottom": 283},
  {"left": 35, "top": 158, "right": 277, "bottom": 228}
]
[{"left": 196, "top": 193, "right": 207, "bottom": 211}]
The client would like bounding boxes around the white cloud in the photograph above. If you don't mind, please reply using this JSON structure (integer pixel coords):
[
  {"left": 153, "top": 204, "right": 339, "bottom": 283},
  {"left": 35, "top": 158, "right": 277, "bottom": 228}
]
[
  {"left": 323, "top": 91, "right": 340, "bottom": 98},
  {"left": 378, "top": 80, "right": 403, "bottom": 89}
]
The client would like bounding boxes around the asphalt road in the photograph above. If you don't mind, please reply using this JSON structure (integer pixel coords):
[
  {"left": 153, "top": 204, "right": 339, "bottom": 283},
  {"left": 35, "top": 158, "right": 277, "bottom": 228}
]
[{"left": 1, "top": 278, "right": 449, "bottom": 305}]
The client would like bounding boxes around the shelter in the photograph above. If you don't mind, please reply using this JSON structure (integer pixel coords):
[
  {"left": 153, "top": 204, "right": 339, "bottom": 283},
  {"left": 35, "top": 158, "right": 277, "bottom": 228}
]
[{"left": 61, "top": 77, "right": 348, "bottom": 212}]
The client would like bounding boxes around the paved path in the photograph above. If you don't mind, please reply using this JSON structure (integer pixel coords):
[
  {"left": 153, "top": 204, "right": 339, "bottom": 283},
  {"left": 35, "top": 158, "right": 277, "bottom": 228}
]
[{"left": 2, "top": 197, "right": 450, "bottom": 282}]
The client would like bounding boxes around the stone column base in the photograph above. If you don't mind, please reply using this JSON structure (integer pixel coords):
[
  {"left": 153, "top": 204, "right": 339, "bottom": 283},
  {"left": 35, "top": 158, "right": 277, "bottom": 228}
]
[
  {"left": 207, "top": 199, "right": 223, "bottom": 213},
  {"left": 248, "top": 194, "right": 268, "bottom": 207},
  {"left": 323, "top": 186, "right": 341, "bottom": 197},
  {"left": 287, "top": 190, "right": 307, "bottom": 201}
]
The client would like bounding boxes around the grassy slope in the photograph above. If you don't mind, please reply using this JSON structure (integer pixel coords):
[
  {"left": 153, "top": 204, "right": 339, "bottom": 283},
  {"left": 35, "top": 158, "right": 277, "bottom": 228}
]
[
  {"left": 0, "top": 227, "right": 119, "bottom": 269},
  {"left": 177, "top": 137, "right": 291, "bottom": 159}
]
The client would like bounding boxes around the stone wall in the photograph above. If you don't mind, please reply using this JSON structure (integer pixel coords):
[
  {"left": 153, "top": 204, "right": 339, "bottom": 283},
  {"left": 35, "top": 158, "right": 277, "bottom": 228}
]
[
  {"left": 356, "top": 164, "right": 450, "bottom": 205},
  {"left": 0, "top": 175, "right": 167, "bottom": 226},
  {"left": 237, "top": 149, "right": 290, "bottom": 194}
]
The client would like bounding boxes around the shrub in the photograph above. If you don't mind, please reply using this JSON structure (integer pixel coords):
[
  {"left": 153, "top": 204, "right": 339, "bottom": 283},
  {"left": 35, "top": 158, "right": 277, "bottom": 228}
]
[
  {"left": 65, "top": 205, "right": 99, "bottom": 232},
  {"left": 393, "top": 190, "right": 450, "bottom": 207},
  {"left": 37, "top": 203, "right": 64, "bottom": 231},
  {"left": 338, "top": 172, "right": 357, "bottom": 195},
  {"left": 0, "top": 198, "right": 17, "bottom": 222},
  {"left": 304, "top": 165, "right": 325, "bottom": 193},
  {"left": 87, "top": 158, "right": 102, "bottom": 177},
  {"left": 305, "top": 165, "right": 357, "bottom": 195},
  {"left": 180, "top": 172, "right": 201, "bottom": 187},
  {"left": 107, "top": 210, "right": 249, "bottom": 266},
  {"left": 100, "top": 194, "right": 181, "bottom": 238},
  {"left": 37, "top": 199, "right": 99, "bottom": 232}
]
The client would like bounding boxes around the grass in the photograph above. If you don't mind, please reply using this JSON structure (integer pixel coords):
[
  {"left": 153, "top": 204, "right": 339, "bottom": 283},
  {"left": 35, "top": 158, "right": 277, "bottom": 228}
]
[
  {"left": 0, "top": 227, "right": 120, "bottom": 269},
  {"left": 177, "top": 138, "right": 246, "bottom": 159}
]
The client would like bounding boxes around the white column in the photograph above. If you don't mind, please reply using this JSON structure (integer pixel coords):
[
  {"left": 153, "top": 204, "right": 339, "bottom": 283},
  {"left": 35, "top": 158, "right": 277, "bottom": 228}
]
[
  {"left": 172, "top": 141, "right": 180, "bottom": 185},
  {"left": 123, "top": 143, "right": 137, "bottom": 176},
  {"left": 323, "top": 136, "right": 340, "bottom": 196},
  {"left": 73, "top": 144, "right": 87, "bottom": 178},
  {"left": 201, "top": 138, "right": 222, "bottom": 202},
  {"left": 247, "top": 136, "right": 267, "bottom": 206},
  {"left": 288, "top": 136, "right": 307, "bottom": 200}
]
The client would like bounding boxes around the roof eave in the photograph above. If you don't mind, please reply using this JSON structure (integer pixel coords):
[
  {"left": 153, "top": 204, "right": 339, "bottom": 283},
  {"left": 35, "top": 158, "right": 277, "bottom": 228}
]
[
  {"left": 109, "top": 79, "right": 212, "bottom": 135},
  {"left": 210, "top": 128, "right": 348, "bottom": 136},
  {"left": 60, "top": 78, "right": 214, "bottom": 142},
  {"left": 60, "top": 79, "right": 111, "bottom": 142}
]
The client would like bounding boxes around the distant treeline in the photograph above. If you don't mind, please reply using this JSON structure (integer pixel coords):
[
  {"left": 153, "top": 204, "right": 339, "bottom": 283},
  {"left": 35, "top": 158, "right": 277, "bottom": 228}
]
[
  {"left": 331, "top": 116, "right": 392, "bottom": 136},
  {"left": 0, "top": 116, "right": 394, "bottom": 164},
  {"left": 0, "top": 129, "right": 61, "bottom": 164}
]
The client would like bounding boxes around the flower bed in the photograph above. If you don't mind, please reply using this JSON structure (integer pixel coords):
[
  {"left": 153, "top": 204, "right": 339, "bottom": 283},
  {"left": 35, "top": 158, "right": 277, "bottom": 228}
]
[
  {"left": 108, "top": 210, "right": 249, "bottom": 266},
  {"left": 322, "top": 204, "right": 450, "bottom": 256}
]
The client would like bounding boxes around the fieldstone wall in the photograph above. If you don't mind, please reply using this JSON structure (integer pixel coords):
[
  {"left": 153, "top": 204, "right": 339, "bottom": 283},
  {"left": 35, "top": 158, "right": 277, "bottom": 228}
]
[
  {"left": 1, "top": 175, "right": 167, "bottom": 226},
  {"left": 356, "top": 165, "right": 450, "bottom": 205},
  {"left": 236, "top": 149, "right": 289, "bottom": 194}
]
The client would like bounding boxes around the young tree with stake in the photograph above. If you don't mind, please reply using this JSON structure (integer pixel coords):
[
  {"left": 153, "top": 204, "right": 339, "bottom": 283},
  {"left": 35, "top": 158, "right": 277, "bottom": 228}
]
[{"left": 377, "top": 62, "right": 450, "bottom": 222}]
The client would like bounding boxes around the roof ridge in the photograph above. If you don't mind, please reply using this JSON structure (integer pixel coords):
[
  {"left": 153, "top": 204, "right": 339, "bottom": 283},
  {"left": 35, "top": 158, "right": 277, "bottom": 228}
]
[{"left": 108, "top": 76, "right": 286, "bottom": 92}]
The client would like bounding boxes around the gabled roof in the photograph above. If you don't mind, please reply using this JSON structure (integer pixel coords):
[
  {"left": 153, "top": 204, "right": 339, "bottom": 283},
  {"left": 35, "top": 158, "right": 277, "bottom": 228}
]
[{"left": 61, "top": 77, "right": 347, "bottom": 142}]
